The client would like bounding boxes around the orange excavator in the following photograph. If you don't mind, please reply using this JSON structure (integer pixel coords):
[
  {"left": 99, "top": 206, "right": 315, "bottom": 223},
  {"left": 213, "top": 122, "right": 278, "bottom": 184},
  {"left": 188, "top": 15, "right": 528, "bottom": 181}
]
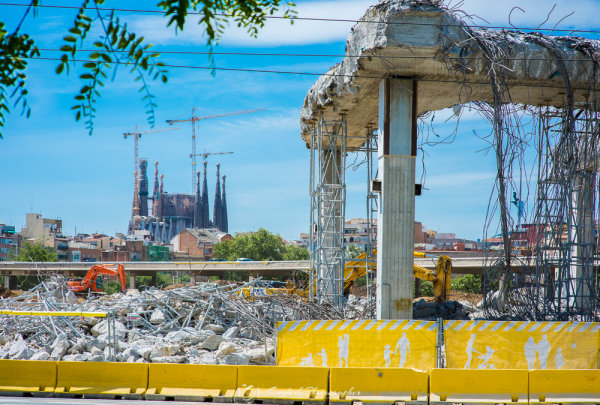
[{"left": 67, "top": 264, "right": 127, "bottom": 294}]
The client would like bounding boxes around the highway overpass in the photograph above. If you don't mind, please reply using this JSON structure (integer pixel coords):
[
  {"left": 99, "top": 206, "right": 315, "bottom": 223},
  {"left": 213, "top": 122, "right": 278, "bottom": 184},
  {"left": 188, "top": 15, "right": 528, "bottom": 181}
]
[{"left": 0, "top": 257, "right": 528, "bottom": 278}]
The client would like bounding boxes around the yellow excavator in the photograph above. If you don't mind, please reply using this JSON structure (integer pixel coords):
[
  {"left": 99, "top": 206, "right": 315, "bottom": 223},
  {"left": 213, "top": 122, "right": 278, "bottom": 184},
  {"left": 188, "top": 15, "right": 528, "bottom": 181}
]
[
  {"left": 240, "top": 250, "right": 452, "bottom": 302},
  {"left": 343, "top": 250, "right": 452, "bottom": 302}
]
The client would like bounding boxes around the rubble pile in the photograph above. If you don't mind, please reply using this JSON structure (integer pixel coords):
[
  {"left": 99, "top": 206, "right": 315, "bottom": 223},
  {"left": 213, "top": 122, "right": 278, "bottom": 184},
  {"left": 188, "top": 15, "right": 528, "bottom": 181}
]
[
  {"left": 0, "top": 277, "right": 369, "bottom": 365},
  {"left": 0, "top": 277, "right": 477, "bottom": 364}
]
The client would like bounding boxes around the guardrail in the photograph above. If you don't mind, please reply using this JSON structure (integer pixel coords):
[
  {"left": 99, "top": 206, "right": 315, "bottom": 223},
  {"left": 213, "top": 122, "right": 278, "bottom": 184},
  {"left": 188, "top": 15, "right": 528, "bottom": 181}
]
[{"left": 0, "top": 362, "right": 598, "bottom": 403}]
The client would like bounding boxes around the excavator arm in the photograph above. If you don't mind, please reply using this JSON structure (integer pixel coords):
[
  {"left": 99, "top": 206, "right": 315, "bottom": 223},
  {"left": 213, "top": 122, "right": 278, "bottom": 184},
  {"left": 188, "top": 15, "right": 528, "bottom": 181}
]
[
  {"left": 343, "top": 250, "right": 375, "bottom": 292},
  {"left": 343, "top": 249, "right": 452, "bottom": 302},
  {"left": 413, "top": 252, "right": 452, "bottom": 302}
]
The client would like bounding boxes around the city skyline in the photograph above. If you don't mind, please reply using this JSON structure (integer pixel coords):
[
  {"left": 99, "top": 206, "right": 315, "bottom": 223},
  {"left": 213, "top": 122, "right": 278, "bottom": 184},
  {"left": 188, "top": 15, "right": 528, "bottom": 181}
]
[{"left": 1, "top": 0, "right": 599, "bottom": 241}]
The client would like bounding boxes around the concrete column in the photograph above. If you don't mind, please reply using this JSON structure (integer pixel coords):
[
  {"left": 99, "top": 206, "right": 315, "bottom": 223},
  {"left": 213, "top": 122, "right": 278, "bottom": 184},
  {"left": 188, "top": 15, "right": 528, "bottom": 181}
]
[
  {"left": 376, "top": 77, "right": 416, "bottom": 320},
  {"left": 3, "top": 275, "right": 18, "bottom": 290},
  {"left": 129, "top": 274, "right": 136, "bottom": 290}
]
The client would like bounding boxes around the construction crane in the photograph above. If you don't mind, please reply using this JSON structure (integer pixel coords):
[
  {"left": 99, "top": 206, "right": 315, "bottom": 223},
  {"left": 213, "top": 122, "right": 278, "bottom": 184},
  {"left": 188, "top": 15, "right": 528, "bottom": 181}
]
[
  {"left": 166, "top": 108, "right": 266, "bottom": 194},
  {"left": 123, "top": 126, "right": 179, "bottom": 217},
  {"left": 190, "top": 150, "right": 234, "bottom": 160}
]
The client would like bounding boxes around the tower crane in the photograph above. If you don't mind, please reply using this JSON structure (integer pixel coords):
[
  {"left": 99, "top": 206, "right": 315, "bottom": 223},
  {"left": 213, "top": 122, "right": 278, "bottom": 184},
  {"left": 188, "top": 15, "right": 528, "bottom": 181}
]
[
  {"left": 190, "top": 150, "right": 234, "bottom": 160},
  {"left": 166, "top": 108, "right": 266, "bottom": 194},
  {"left": 123, "top": 126, "right": 179, "bottom": 217}
]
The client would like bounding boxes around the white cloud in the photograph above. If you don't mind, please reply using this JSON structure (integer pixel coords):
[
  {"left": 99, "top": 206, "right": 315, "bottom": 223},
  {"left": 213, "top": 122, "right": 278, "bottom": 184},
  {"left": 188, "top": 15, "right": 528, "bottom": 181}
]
[
  {"left": 127, "top": 0, "right": 373, "bottom": 47},
  {"left": 126, "top": 0, "right": 600, "bottom": 49}
]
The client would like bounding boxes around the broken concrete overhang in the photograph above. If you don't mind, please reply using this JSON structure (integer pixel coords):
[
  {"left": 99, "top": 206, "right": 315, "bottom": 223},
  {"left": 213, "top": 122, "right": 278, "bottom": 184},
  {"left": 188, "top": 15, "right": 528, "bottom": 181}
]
[{"left": 300, "top": 0, "right": 600, "bottom": 148}]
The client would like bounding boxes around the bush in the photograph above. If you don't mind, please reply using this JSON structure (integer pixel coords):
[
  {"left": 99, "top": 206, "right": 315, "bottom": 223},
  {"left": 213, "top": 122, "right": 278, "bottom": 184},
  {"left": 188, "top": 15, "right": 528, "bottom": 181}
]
[
  {"left": 451, "top": 274, "right": 482, "bottom": 294},
  {"left": 415, "top": 280, "right": 434, "bottom": 297}
]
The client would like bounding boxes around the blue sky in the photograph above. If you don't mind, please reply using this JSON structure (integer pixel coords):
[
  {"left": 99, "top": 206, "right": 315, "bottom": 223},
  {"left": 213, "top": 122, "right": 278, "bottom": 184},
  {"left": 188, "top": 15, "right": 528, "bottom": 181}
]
[{"left": 1, "top": 0, "right": 599, "bottom": 241}]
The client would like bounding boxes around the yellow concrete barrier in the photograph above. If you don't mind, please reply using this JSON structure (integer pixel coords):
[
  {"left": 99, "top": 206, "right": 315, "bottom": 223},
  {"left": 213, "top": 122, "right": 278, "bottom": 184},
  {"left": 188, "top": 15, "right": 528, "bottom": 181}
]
[
  {"left": 55, "top": 361, "right": 147, "bottom": 399},
  {"left": 445, "top": 320, "right": 600, "bottom": 369},
  {"left": 0, "top": 360, "right": 56, "bottom": 396},
  {"left": 146, "top": 364, "right": 237, "bottom": 402},
  {"left": 430, "top": 369, "right": 528, "bottom": 404},
  {"left": 277, "top": 319, "right": 438, "bottom": 369},
  {"left": 329, "top": 367, "right": 428, "bottom": 404},
  {"left": 530, "top": 370, "right": 600, "bottom": 404},
  {"left": 235, "top": 365, "right": 329, "bottom": 404}
]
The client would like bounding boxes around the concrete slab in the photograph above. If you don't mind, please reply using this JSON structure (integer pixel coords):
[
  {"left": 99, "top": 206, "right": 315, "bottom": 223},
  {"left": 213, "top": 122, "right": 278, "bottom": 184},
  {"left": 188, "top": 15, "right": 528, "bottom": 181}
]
[{"left": 300, "top": 0, "right": 600, "bottom": 146}]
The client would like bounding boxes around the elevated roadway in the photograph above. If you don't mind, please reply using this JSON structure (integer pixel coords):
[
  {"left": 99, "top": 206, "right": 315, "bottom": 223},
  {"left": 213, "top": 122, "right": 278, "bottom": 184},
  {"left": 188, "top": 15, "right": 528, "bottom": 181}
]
[{"left": 0, "top": 257, "right": 529, "bottom": 277}]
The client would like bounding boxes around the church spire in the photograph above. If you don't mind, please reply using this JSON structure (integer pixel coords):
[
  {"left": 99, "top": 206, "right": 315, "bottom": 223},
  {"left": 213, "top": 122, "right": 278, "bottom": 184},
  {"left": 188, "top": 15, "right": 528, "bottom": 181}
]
[
  {"left": 152, "top": 161, "right": 159, "bottom": 216},
  {"left": 221, "top": 174, "right": 228, "bottom": 233},
  {"left": 201, "top": 160, "right": 210, "bottom": 228},
  {"left": 158, "top": 174, "right": 164, "bottom": 218},
  {"left": 212, "top": 163, "right": 222, "bottom": 230},
  {"left": 194, "top": 171, "right": 201, "bottom": 228}
]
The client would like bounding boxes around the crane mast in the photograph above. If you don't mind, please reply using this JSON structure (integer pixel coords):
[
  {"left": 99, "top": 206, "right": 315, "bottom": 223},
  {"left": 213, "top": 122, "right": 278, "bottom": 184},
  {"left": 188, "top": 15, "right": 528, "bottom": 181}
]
[{"left": 123, "top": 126, "right": 179, "bottom": 218}]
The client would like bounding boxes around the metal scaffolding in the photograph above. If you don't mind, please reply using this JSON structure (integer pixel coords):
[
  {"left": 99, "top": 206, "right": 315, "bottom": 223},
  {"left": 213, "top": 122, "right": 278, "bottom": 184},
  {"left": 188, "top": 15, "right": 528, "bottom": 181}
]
[
  {"left": 482, "top": 105, "right": 600, "bottom": 321},
  {"left": 532, "top": 107, "right": 600, "bottom": 320},
  {"left": 363, "top": 127, "right": 378, "bottom": 310},
  {"left": 309, "top": 114, "right": 347, "bottom": 308}
]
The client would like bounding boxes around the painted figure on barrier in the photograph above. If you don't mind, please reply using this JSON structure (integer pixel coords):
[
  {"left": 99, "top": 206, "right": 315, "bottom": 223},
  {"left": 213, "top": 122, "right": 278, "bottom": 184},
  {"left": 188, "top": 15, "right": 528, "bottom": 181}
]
[
  {"left": 338, "top": 334, "right": 350, "bottom": 367},
  {"left": 554, "top": 347, "right": 565, "bottom": 369},
  {"left": 318, "top": 348, "right": 328, "bottom": 367},
  {"left": 537, "top": 335, "right": 551, "bottom": 369},
  {"left": 524, "top": 337, "right": 537, "bottom": 369},
  {"left": 384, "top": 344, "right": 392, "bottom": 367},
  {"left": 395, "top": 332, "right": 411, "bottom": 367},
  {"left": 477, "top": 346, "right": 496, "bottom": 369},
  {"left": 464, "top": 334, "right": 481, "bottom": 369},
  {"left": 300, "top": 353, "right": 315, "bottom": 366}
]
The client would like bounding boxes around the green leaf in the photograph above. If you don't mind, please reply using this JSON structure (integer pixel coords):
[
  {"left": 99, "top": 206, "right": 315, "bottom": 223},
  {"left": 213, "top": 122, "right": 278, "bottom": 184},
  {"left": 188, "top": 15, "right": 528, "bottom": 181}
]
[{"left": 63, "top": 36, "right": 77, "bottom": 42}]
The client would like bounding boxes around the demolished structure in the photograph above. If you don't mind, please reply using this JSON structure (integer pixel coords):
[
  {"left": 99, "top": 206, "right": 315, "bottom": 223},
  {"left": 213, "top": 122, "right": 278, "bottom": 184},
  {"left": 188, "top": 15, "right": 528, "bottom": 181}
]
[
  {"left": 0, "top": 275, "right": 476, "bottom": 364},
  {"left": 302, "top": 0, "right": 600, "bottom": 320}
]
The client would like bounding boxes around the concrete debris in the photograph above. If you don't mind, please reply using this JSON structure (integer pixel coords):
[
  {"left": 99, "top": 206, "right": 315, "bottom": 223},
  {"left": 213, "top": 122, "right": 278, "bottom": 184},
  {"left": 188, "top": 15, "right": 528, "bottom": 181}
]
[
  {"left": 199, "top": 334, "right": 224, "bottom": 351},
  {"left": 50, "top": 339, "right": 69, "bottom": 361},
  {"left": 0, "top": 275, "right": 476, "bottom": 364},
  {"left": 149, "top": 309, "right": 167, "bottom": 324},
  {"left": 222, "top": 353, "right": 249, "bottom": 365},
  {"left": 30, "top": 350, "right": 50, "bottom": 361},
  {"left": 0, "top": 277, "right": 341, "bottom": 365},
  {"left": 216, "top": 341, "right": 237, "bottom": 358},
  {"left": 204, "top": 324, "right": 225, "bottom": 334},
  {"left": 91, "top": 320, "right": 128, "bottom": 338},
  {"left": 223, "top": 326, "right": 239, "bottom": 340},
  {"left": 9, "top": 338, "right": 33, "bottom": 360}
]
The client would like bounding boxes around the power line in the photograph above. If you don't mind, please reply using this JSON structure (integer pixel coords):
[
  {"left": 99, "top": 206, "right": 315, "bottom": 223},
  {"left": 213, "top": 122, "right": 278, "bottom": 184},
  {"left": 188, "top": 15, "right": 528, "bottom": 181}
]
[
  {"left": 1, "top": 2, "right": 600, "bottom": 34},
  {"left": 36, "top": 48, "right": 600, "bottom": 64},
  {"left": 29, "top": 56, "right": 600, "bottom": 93}
]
